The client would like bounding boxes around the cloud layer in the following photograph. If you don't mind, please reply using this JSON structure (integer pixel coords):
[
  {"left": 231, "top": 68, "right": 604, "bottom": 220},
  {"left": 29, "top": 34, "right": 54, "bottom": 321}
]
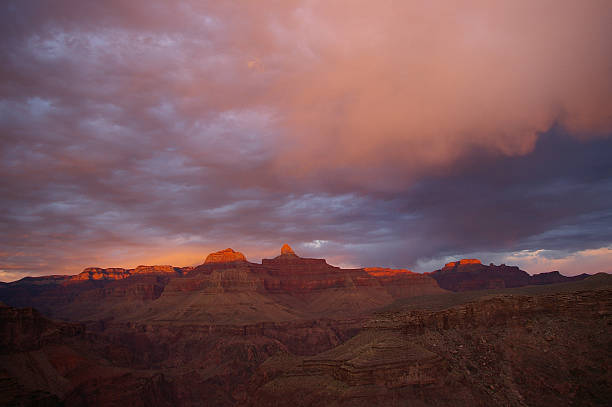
[{"left": 1, "top": 1, "right": 612, "bottom": 279}]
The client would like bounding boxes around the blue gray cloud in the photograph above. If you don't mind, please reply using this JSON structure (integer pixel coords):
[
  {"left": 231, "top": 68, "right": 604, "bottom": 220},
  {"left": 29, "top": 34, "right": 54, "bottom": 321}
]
[{"left": 1, "top": 1, "right": 611, "bottom": 279}]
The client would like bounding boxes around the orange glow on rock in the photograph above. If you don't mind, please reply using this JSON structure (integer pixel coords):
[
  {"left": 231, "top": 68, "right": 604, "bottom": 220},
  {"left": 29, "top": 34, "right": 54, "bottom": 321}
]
[{"left": 364, "top": 267, "right": 414, "bottom": 277}]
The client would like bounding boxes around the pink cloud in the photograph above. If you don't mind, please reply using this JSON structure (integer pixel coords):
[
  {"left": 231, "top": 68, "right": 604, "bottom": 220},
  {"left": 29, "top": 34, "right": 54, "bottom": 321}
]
[{"left": 1, "top": 1, "right": 612, "bottom": 277}]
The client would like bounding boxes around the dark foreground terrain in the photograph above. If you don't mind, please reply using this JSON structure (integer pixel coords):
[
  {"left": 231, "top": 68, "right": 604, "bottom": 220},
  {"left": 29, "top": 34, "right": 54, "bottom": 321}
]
[{"left": 1, "top": 246, "right": 610, "bottom": 406}]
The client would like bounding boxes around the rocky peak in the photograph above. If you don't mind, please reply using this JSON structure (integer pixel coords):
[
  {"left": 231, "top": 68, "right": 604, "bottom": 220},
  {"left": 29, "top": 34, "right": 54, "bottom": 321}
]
[
  {"left": 280, "top": 244, "right": 297, "bottom": 256},
  {"left": 204, "top": 248, "right": 247, "bottom": 264}
]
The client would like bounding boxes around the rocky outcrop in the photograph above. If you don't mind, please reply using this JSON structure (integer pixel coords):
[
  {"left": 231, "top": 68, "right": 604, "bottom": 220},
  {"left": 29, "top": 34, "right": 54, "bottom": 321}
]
[
  {"left": 280, "top": 244, "right": 296, "bottom": 256},
  {"left": 204, "top": 248, "right": 247, "bottom": 264},
  {"left": 133, "top": 265, "right": 179, "bottom": 274},
  {"left": 432, "top": 259, "right": 592, "bottom": 292},
  {"left": 298, "top": 331, "right": 442, "bottom": 388},
  {"left": 431, "top": 259, "right": 532, "bottom": 291},
  {"left": 72, "top": 265, "right": 182, "bottom": 281},
  {"left": 364, "top": 267, "right": 413, "bottom": 276},
  {"left": 252, "top": 287, "right": 612, "bottom": 406},
  {"left": 443, "top": 259, "right": 482, "bottom": 269},
  {"left": 260, "top": 246, "right": 354, "bottom": 294},
  {"left": 73, "top": 267, "right": 131, "bottom": 281},
  {"left": 259, "top": 248, "right": 444, "bottom": 298}
]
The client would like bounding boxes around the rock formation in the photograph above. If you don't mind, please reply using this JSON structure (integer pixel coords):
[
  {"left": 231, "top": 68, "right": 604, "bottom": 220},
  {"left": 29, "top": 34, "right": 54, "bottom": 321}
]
[
  {"left": 280, "top": 243, "right": 296, "bottom": 256},
  {"left": 431, "top": 259, "right": 530, "bottom": 291},
  {"left": 431, "top": 259, "right": 591, "bottom": 292},
  {"left": 71, "top": 265, "right": 183, "bottom": 281},
  {"left": 0, "top": 245, "right": 445, "bottom": 322},
  {"left": 0, "top": 247, "right": 608, "bottom": 407},
  {"left": 72, "top": 267, "right": 132, "bottom": 281},
  {"left": 133, "top": 265, "right": 179, "bottom": 274},
  {"left": 364, "top": 267, "right": 414, "bottom": 276},
  {"left": 204, "top": 248, "right": 247, "bottom": 263},
  {"left": 252, "top": 283, "right": 612, "bottom": 406},
  {"left": 0, "top": 251, "right": 595, "bottom": 323},
  {"left": 443, "top": 258, "right": 482, "bottom": 269}
]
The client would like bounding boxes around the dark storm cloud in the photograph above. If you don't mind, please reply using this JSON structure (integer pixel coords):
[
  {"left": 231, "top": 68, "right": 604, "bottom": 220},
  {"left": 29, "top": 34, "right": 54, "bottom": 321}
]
[
  {"left": 351, "top": 130, "right": 612, "bottom": 266},
  {"left": 1, "top": 1, "right": 612, "bottom": 279}
]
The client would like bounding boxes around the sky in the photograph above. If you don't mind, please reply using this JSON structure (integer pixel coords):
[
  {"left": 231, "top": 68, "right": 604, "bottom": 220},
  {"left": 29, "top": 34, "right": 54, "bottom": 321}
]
[{"left": 1, "top": 0, "right": 612, "bottom": 280}]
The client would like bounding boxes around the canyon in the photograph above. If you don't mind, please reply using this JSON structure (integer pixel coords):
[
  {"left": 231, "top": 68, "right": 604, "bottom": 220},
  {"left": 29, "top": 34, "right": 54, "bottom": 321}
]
[{"left": 0, "top": 245, "right": 609, "bottom": 406}]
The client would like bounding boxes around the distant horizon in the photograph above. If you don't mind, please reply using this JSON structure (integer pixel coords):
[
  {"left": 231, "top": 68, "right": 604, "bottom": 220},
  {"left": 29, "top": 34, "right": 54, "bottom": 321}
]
[{"left": 2, "top": 244, "right": 610, "bottom": 283}]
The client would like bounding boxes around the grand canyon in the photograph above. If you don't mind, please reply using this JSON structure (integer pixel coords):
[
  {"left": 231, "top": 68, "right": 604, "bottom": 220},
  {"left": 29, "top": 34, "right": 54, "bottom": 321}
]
[
  {"left": 2, "top": 1, "right": 612, "bottom": 406},
  {"left": 1, "top": 245, "right": 610, "bottom": 406}
]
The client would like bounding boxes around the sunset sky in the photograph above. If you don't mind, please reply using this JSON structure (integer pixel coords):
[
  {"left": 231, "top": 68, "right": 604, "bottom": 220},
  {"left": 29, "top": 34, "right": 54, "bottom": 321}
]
[{"left": 2, "top": 1, "right": 612, "bottom": 280}]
